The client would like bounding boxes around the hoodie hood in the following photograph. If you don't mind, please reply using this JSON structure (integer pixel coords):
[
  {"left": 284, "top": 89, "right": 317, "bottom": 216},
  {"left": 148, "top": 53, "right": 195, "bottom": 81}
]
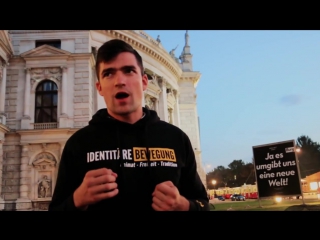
[{"left": 89, "top": 107, "right": 160, "bottom": 127}]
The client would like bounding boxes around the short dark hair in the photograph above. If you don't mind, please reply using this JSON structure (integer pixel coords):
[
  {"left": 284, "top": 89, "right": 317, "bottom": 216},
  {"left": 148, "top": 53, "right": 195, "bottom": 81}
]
[{"left": 95, "top": 39, "right": 144, "bottom": 81}]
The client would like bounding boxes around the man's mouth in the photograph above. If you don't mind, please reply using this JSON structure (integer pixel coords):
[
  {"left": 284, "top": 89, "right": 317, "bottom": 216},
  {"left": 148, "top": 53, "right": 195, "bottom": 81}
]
[{"left": 115, "top": 92, "right": 129, "bottom": 99}]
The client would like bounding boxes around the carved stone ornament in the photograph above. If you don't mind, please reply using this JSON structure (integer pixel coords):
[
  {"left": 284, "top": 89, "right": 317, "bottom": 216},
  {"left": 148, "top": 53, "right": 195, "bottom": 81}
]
[
  {"left": 145, "top": 95, "right": 155, "bottom": 110},
  {"left": 32, "top": 152, "right": 57, "bottom": 199},
  {"left": 37, "top": 174, "right": 51, "bottom": 198},
  {"left": 149, "top": 74, "right": 161, "bottom": 90},
  {"left": 30, "top": 67, "right": 62, "bottom": 86},
  {"left": 33, "top": 201, "right": 50, "bottom": 210},
  {"left": 157, "top": 77, "right": 166, "bottom": 88},
  {"left": 33, "top": 152, "right": 55, "bottom": 162}
]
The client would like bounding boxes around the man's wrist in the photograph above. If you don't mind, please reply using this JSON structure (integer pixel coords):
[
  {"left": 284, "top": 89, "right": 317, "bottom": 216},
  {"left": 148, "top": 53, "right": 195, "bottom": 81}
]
[
  {"left": 73, "top": 190, "right": 88, "bottom": 210},
  {"left": 176, "top": 196, "right": 190, "bottom": 211}
]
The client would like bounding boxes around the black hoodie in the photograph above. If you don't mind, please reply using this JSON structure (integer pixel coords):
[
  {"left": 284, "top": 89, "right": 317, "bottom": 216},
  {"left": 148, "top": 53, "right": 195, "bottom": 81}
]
[{"left": 49, "top": 107, "right": 209, "bottom": 211}]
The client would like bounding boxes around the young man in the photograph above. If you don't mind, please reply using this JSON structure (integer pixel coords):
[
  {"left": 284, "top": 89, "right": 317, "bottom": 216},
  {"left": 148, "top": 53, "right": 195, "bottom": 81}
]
[{"left": 48, "top": 39, "right": 209, "bottom": 211}]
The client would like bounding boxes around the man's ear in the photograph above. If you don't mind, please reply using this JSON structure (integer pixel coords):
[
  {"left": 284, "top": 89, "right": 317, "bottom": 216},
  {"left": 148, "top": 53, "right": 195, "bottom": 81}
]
[
  {"left": 142, "top": 74, "right": 148, "bottom": 91},
  {"left": 96, "top": 81, "right": 103, "bottom": 96}
]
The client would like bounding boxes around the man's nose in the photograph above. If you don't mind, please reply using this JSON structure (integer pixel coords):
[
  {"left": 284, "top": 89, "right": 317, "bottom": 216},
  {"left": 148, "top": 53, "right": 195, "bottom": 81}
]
[{"left": 114, "top": 72, "right": 126, "bottom": 86}]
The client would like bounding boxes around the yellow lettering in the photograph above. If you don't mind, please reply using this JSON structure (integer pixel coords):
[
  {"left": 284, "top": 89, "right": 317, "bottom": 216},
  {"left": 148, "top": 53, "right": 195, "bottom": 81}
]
[
  {"left": 133, "top": 147, "right": 147, "bottom": 162},
  {"left": 149, "top": 148, "right": 176, "bottom": 162}
]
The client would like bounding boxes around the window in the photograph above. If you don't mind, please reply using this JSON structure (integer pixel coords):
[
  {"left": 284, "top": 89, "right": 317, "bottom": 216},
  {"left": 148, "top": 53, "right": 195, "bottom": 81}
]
[
  {"left": 35, "top": 80, "right": 58, "bottom": 123},
  {"left": 35, "top": 40, "right": 61, "bottom": 49}
]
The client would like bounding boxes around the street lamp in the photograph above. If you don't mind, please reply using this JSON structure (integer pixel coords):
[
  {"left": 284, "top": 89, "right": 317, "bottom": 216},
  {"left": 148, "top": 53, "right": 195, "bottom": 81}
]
[{"left": 212, "top": 180, "right": 216, "bottom": 189}]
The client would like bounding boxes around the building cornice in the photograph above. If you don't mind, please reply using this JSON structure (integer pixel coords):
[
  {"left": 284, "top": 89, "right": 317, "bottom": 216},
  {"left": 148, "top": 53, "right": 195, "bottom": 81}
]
[
  {"left": 0, "top": 123, "right": 10, "bottom": 134},
  {"left": 94, "top": 30, "right": 182, "bottom": 81},
  {"left": 0, "top": 30, "right": 14, "bottom": 60},
  {"left": 19, "top": 53, "right": 93, "bottom": 64},
  {"left": 180, "top": 71, "right": 201, "bottom": 87},
  {"left": 9, "top": 30, "right": 88, "bottom": 34}
]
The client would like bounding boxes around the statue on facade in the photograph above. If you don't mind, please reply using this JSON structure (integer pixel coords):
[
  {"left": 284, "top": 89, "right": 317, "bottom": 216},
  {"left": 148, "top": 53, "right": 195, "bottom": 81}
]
[
  {"left": 169, "top": 45, "right": 178, "bottom": 58},
  {"left": 145, "top": 96, "right": 155, "bottom": 110},
  {"left": 185, "top": 30, "right": 189, "bottom": 46},
  {"left": 156, "top": 35, "right": 161, "bottom": 43},
  {"left": 38, "top": 175, "right": 51, "bottom": 198}
]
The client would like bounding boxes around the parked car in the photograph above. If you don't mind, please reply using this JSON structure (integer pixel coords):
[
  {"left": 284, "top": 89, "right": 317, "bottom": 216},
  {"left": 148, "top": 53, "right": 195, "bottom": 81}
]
[
  {"left": 217, "top": 196, "right": 225, "bottom": 201},
  {"left": 231, "top": 194, "right": 245, "bottom": 201}
]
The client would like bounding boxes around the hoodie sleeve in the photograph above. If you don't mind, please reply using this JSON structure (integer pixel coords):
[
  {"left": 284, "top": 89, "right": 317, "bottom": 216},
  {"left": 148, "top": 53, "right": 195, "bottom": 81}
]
[
  {"left": 179, "top": 133, "right": 210, "bottom": 211},
  {"left": 48, "top": 140, "right": 82, "bottom": 211}
]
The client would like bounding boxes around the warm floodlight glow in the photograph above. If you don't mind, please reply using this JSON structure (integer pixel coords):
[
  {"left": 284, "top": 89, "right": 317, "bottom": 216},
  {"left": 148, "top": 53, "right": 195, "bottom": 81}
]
[
  {"left": 310, "top": 182, "right": 318, "bottom": 190},
  {"left": 275, "top": 197, "right": 282, "bottom": 203},
  {"left": 212, "top": 180, "right": 216, "bottom": 185}
]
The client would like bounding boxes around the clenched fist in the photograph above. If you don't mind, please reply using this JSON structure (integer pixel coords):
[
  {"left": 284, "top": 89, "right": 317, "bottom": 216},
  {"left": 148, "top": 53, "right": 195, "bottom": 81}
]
[
  {"left": 152, "top": 181, "right": 190, "bottom": 211},
  {"left": 73, "top": 168, "right": 118, "bottom": 210}
]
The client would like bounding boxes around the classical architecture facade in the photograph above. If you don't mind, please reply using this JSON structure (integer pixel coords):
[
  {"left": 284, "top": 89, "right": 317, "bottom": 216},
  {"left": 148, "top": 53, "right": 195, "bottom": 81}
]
[{"left": 0, "top": 30, "right": 206, "bottom": 210}]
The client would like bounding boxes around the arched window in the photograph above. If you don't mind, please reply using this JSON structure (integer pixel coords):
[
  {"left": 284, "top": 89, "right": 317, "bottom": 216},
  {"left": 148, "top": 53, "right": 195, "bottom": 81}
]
[{"left": 35, "top": 80, "right": 58, "bottom": 123}]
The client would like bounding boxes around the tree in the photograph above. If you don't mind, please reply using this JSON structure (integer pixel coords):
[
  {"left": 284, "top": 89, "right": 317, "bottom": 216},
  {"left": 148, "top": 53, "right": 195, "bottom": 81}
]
[
  {"left": 228, "top": 160, "right": 245, "bottom": 186},
  {"left": 296, "top": 135, "right": 320, "bottom": 178},
  {"left": 206, "top": 160, "right": 257, "bottom": 188},
  {"left": 206, "top": 165, "right": 233, "bottom": 189},
  {"left": 242, "top": 162, "right": 256, "bottom": 185}
]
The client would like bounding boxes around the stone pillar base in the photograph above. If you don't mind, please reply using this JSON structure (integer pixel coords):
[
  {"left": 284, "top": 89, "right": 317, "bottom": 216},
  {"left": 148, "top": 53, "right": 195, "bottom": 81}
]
[
  {"left": 21, "top": 116, "right": 31, "bottom": 130},
  {"left": 0, "top": 198, "right": 5, "bottom": 211},
  {"left": 15, "top": 198, "right": 32, "bottom": 211},
  {"left": 0, "top": 112, "right": 6, "bottom": 125},
  {"left": 59, "top": 114, "right": 70, "bottom": 128}
]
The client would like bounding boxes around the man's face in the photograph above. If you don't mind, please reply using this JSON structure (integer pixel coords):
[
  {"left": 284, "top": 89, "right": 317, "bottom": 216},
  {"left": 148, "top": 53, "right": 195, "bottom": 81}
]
[{"left": 96, "top": 52, "right": 148, "bottom": 118}]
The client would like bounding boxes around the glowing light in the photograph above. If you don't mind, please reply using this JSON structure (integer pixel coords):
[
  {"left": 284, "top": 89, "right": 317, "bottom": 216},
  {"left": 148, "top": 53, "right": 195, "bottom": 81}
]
[
  {"left": 310, "top": 182, "right": 318, "bottom": 190},
  {"left": 212, "top": 180, "right": 216, "bottom": 185},
  {"left": 275, "top": 197, "right": 282, "bottom": 203}
]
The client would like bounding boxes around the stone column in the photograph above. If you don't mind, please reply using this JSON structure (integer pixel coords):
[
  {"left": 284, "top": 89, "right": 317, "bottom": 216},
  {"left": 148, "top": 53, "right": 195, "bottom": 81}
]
[
  {"left": 173, "top": 90, "right": 181, "bottom": 128},
  {"left": 21, "top": 68, "right": 31, "bottom": 129},
  {"left": 168, "top": 108, "right": 173, "bottom": 124},
  {"left": 0, "top": 62, "right": 7, "bottom": 125},
  {"left": 150, "top": 97, "right": 157, "bottom": 111},
  {"left": 157, "top": 78, "right": 168, "bottom": 122},
  {"left": 0, "top": 140, "right": 4, "bottom": 210},
  {"left": 16, "top": 144, "right": 32, "bottom": 210},
  {"left": 23, "top": 68, "right": 31, "bottom": 118},
  {"left": 60, "top": 66, "right": 68, "bottom": 116},
  {"left": 59, "top": 66, "right": 69, "bottom": 128},
  {"left": 154, "top": 97, "right": 159, "bottom": 114}
]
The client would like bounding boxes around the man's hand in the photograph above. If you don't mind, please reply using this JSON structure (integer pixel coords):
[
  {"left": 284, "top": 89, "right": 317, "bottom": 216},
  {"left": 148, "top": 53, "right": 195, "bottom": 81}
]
[
  {"left": 152, "top": 181, "right": 190, "bottom": 211},
  {"left": 73, "top": 168, "right": 118, "bottom": 210}
]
